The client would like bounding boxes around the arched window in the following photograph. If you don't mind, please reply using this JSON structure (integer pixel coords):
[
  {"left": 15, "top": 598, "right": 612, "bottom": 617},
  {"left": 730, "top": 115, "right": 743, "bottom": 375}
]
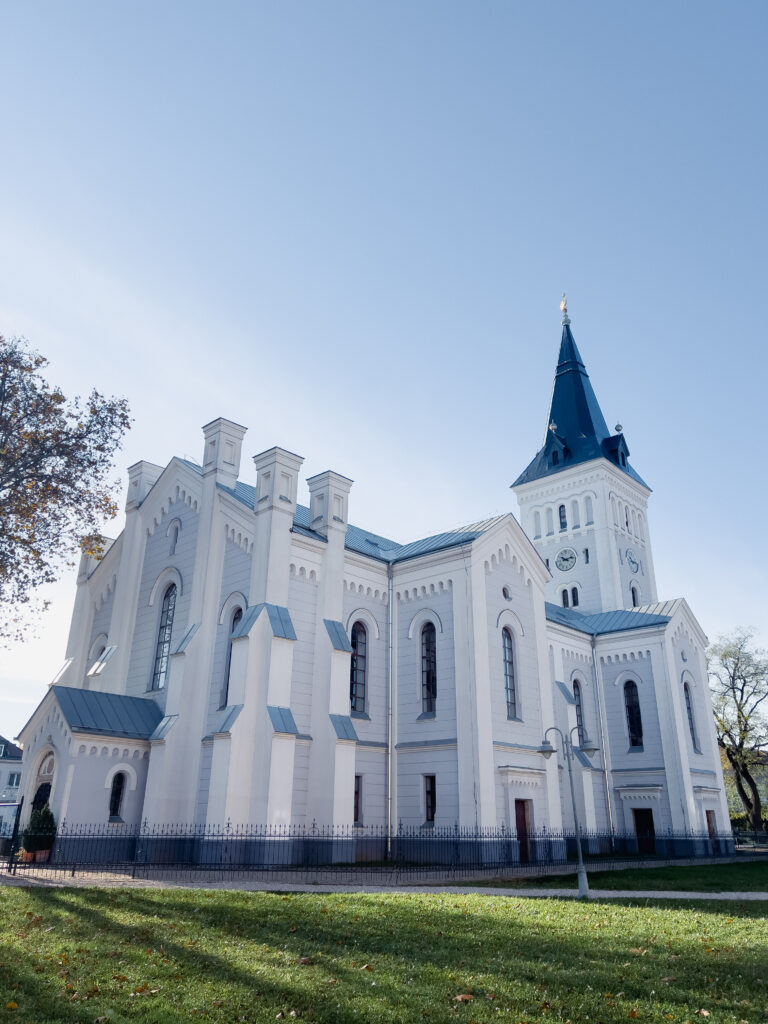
[
  {"left": 502, "top": 627, "right": 517, "bottom": 719},
  {"left": 625, "top": 507, "right": 630, "bottom": 530},
  {"left": 109, "top": 772, "right": 126, "bottom": 821},
  {"left": 421, "top": 622, "right": 437, "bottom": 714},
  {"left": 571, "top": 587, "right": 579, "bottom": 608},
  {"left": 684, "top": 682, "right": 700, "bottom": 751},
  {"left": 551, "top": 451, "right": 559, "bottom": 466},
  {"left": 571, "top": 500, "right": 580, "bottom": 528},
  {"left": 624, "top": 680, "right": 643, "bottom": 748},
  {"left": 533, "top": 511, "right": 541, "bottom": 538},
  {"left": 561, "top": 588, "right": 569, "bottom": 608},
  {"left": 631, "top": 585, "right": 639, "bottom": 607},
  {"left": 150, "top": 583, "right": 177, "bottom": 690},
  {"left": 585, "top": 496, "right": 594, "bottom": 524},
  {"left": 220, "top": 606, "right": 243, "bottom": 707},
  {"left": 350, "top": 621, "right": 367, "bottom": 713},
  {"left": 573, "top": 679, "right": 585, "bottom": 745},
  {"left": 545, "top": 508, "right": 554, "bottom": 535},
  {"left": 559, "top": 504, "right": 567, "bottom": 531},
  {"left": 169, "top": 523, "right": 179, "bottom": 556}
]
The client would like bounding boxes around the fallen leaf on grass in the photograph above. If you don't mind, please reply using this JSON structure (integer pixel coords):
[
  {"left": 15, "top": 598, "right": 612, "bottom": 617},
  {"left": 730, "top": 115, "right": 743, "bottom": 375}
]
[
  {"left": 662, "top": 977, "right": 678, "bottom": 982},
  {"left": 695, "top": 1012, "right": 710, "bottom": 1018},
  {"left": 453, "top": 994, "right": 474, "bottom": 1002},
  {"left": 628, "top": 1011, "right": 639, "bottom": 1019},
  {"left": 5, "top": 1003, "right": 17, "bottom": 1011},
  {"left": 361, "top": 964, "right": 373, "bottom": 971},
  {"left": 297, "top": 956, "right": 315, "bottom": 966}
]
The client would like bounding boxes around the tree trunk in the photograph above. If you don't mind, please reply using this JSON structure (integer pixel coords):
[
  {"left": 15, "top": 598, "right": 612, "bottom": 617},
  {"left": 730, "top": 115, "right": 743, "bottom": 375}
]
[{"left": 726, "top": 748, "right": 764, "bottom": 830}]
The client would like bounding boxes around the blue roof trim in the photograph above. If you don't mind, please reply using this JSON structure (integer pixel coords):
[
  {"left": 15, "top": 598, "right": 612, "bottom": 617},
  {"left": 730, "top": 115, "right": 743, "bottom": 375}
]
[
  {"left": 232, "top": 604, "right": 296, "bottom": 641},
  {"left": 329, "top": 714, "right": 358, "bottom": 741},
  {"left": 324, "top": 619, "right": 353, "bottom": 652},
  {"left": 555, "top": 679, "right": 576, "bottom": 704},
  {"left": 51, "top": 686, "right": 162, "bottom": 740},
  {"left": 267, "top": 706, "right": 299, "bottom": 735},
  {"left": 220, "top": 483, "right": 496, "bottom": 567},
  {"left": 174, "top": 622, "right": 199, "bottom": 654},
  {"left": 513, "top": 322, "right": 649, "bottom": 490},
  {"left": 545, "top": 602, "right": 671, "bottom": 636},
  {"left": 213, "top": 704, "right": 243, "bottom": 735},
  {"left": 149, "top": 714, "right": 178, "bottom": 741}
]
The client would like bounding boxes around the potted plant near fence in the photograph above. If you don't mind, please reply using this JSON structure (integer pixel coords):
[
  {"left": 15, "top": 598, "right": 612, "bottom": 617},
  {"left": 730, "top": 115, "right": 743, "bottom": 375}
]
[{"left": 23, "top": 804, "right": 57, "bottom": 863}]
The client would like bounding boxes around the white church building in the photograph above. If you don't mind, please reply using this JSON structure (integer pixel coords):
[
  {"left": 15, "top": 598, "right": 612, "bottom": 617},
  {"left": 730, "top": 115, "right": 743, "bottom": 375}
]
[{"left": 17, "top": 306, "right": 730, "bottom": 846}]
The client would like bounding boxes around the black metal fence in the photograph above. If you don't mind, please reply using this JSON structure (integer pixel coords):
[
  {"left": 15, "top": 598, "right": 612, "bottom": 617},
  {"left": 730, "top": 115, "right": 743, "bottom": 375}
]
[{"left": 5, "top": 821, "right": 741, "bottom": 883}]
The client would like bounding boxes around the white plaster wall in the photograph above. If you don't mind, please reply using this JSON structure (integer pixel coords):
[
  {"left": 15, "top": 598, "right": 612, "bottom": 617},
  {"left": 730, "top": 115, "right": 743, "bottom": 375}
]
[
  {"left": 396, "top": 747, "right": 459, "bottom": 827},
  {"left": 354, "top": 746, "right": 387, "bottom": 826},
  {"left": 125, "top": 498, "right": 199, "bottom": 703}
]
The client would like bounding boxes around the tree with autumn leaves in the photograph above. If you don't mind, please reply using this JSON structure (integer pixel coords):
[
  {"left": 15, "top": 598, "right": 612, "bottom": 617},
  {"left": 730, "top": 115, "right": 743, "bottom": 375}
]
[
  {"left": 0, "top": 335, "right": 130, "bottom": 642},
  {"left": 709, "top": 628, "right": 768, "bottom": 830}
]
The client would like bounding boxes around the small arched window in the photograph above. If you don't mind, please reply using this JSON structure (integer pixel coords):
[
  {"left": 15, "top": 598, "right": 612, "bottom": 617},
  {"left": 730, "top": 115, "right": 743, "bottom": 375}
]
[
  {"left": 624, "top": 680, "right": 643, "bottom": 748},
  {"left": 533, "top": 511, "right": 541, "bottom": 539},
  {"left": 573, "top": 679, "right": 585, "bottom": 745},
  {"left": 552, "top": 451, "right": 559, "bottom": 466},
  {"left": 220, "top": 606, "right": 243, "bottom": 707},
  {"left": 561, "top": 589, "right": 569, "bottom": 608},
  {"left": 571, "top": 500, "right": 580, "bottom": 529},
  {"left": 571, "top": 587, "right": 579, "bottom": 608},
  {"left": 150, "top": 583, "right": 177, "bottom": 690},
  {"left": 684, "top": 682, "right": 700, "bottom": 751},
  {"left": 109, "top": 772, "right": 126, "bottom": 821},
  {"left": 545, "top": 508, "right": 554, "bottom": 535},
  {"left": 169, "top": 523, "right": 180, "bottom": 556},
  {"left": 350, "top": 621, "right": 367, "bottom": 713},
  {"left": 625, "top": 507, "right": 630, "bottom": 530},
  {"left": 559, "top": 504, "right": 567, "bottom": 531},
  {"left": 421, "top": 622, "right": 437, "bottom": 714},
  {"left": 502, "top": 627, "right": 517, "bottom": 719},
  {"left": 631, "top": 585, "right": 639, "bottom": 607},
  {"left": 585, "top": 496, "right": 594, "bottom": 525}
]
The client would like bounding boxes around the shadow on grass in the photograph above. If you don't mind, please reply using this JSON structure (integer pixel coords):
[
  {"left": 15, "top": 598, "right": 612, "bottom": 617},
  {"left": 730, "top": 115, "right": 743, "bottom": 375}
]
[{"left": 0, "top": 887, "right": 765, "bottom": 1024}]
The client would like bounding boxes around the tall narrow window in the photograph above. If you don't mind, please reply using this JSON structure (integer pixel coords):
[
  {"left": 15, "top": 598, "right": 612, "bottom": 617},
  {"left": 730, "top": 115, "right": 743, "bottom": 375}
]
[
  {"left": 684, "top": 683, "right": 700, "bottom": 751},
  {"left": 533, "top": 511, "right": 541, "bottom": 538},
  {"left": 585, "top": 496, "right": 594, "bottom": 524},
  {"left": 502, "top": 627, "right": 517, "bottom": 719},
  {"left": 109, "top": 772, "right": 126, "bottom": 820},
  {"left": 552, "top": 451, "right": 559, "bottom": 466},
  {"left": 573, "top": 680, "right": 585, "bottom": 745},
  {"left": 624, "top": 680, "right": 643, "bottom": 748},
  {"left": 571, "top": 587, "right": 579, "bottom": 607},
  {"left": 421, "top": 622, "right": 437, "bottom": 714},
  {"left": 354, "top": 775, "right": 362, "bottom": 824},
  {"left": 559, "top": 504, "right": 567, "bottom": 531},
  {"left": 424, "top": 774, "right": 436, "bottom": 822},
  {"left": 169, "top": 523, "right": 179, "bottom": 555},
  {"left": 561, "top": 588, "right": 569, "bottom": 608},
  {"left": 571, "top": 500, "right": 580, "bottom": 528},
  {"left": 220, "top": 606, "right": 243, "bottom": 707},
  {"left": 350, "top": 621, "right": 368, "bottom": 713},
  {"left": 583, "top": 547, "right": 590, "bottom": 564},
  {"left": 631, "top": 585, "right": 639, "bottom": 607},
  {"left": 150, "top": 583, "right": 177, "bottom": 690}
]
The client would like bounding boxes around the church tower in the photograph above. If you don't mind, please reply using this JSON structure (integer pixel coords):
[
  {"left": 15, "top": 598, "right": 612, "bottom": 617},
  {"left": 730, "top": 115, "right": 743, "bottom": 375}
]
[{"left": 512, "top": 299, "right": 658, "bottom": 614}]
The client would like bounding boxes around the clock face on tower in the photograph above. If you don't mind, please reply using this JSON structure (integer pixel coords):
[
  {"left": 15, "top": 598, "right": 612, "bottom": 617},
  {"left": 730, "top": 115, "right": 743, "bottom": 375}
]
[
  {"left": 626, "top": 548, "right": 639, "bottom": 573},
  {"left": 555, "top": 547, "right": 577, "bottom": 572}
]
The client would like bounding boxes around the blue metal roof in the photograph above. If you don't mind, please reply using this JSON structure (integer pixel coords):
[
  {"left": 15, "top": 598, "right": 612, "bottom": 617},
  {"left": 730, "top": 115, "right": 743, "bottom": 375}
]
[
  {"left": 324, "top": 619, "right": 353, "bottom": 652},
  {"left": 513, "top": 321, "right": 649, "bottom": 489},
  {"left": 232, "top": 603, "right": 297, "bottom": 641},
  {"left": 329, "top": 714, "right": 358, "bottom": 741},
  {"left": 267, "top": 706, "right": 299, "bottom": 735},
  {"left": 219, "top": 481, "right": 497, "bottom": 565},
  {"left": 545, "top": 603, "right": 671, "bottom": 636},
  {"left": 51, "top": 686, "right": 162, "bottom": 740}
]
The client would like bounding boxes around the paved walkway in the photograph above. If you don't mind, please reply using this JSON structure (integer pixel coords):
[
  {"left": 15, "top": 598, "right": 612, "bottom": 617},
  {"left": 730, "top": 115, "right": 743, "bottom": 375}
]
[{"left": 2, "top": 869, "right": 767, "bottom": 900}]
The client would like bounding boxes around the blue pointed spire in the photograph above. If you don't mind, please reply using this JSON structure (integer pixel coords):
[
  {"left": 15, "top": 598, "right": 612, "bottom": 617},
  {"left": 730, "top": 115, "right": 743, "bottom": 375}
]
[{"left": 512, "top": 304, "right": 649, "bottom": 489}]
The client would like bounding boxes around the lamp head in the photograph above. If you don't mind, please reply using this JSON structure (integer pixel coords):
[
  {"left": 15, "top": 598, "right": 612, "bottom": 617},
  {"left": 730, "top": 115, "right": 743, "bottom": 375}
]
[
  {"left": 537, "top": 739, "right": 556, "bottom": 759},
  {"left": 578, "top": 734, "right": 599, "bottom": 756}
]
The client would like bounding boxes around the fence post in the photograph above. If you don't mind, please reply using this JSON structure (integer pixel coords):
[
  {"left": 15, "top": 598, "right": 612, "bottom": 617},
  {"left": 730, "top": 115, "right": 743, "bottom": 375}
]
[{"left": 6, "top": 799, "right": 23, "bottom": 876}]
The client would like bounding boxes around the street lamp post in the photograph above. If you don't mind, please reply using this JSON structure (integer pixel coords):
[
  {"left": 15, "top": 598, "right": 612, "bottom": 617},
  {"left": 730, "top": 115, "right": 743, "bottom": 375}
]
[{"left": 538, "top": 725, "right": 599, "bottom": 899}]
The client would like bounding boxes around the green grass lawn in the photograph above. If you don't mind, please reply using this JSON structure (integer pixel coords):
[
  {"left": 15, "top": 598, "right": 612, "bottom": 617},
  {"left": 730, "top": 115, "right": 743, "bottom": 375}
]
[
  {"left": 485, "top": 859, "right": 768, "bottom": 892},
  {"left": 0, "top": 888, "right": 766, "bottom": 1024}
]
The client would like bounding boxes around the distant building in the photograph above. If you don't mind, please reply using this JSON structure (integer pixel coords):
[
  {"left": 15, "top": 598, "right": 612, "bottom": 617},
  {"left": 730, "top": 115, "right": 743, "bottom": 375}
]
[
  {"left": 16, "top": 305, "right": 729, "bottom": 841},
  {"left": 0, "top": 735, "right": 22, "bottom": 833}
]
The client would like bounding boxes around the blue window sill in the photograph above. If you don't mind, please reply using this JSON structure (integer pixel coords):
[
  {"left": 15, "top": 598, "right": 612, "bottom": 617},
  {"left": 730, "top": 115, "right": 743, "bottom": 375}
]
[
  {"left": 351, "top": 711, "right": 370, "bottom": 721},
  {"left": 507, "top": 715, "right": 523, "bottom": 723},
  {"left": 417, "top": 711, "right": 436, "bottom": 721},
  {"left": 628, "top": 745, "right": 644, "bottom": 753}
]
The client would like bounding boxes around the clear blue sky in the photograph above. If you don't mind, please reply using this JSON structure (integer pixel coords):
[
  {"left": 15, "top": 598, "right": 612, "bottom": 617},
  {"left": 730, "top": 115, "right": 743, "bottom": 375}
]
[{"left": 1, "top": 1, "right": 766, "bottom": 738}]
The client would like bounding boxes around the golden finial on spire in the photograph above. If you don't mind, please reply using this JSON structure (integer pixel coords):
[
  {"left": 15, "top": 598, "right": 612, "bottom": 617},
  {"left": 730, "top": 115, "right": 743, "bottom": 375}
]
[{"left": 560, "top": 292, "right": 570, "bottom": 326}]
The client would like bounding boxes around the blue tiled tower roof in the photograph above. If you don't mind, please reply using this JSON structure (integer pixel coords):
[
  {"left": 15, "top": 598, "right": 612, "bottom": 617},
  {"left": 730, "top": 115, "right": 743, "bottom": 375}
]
[{"left": 513, "top": 317, "right": 649, "bottom": 489}]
